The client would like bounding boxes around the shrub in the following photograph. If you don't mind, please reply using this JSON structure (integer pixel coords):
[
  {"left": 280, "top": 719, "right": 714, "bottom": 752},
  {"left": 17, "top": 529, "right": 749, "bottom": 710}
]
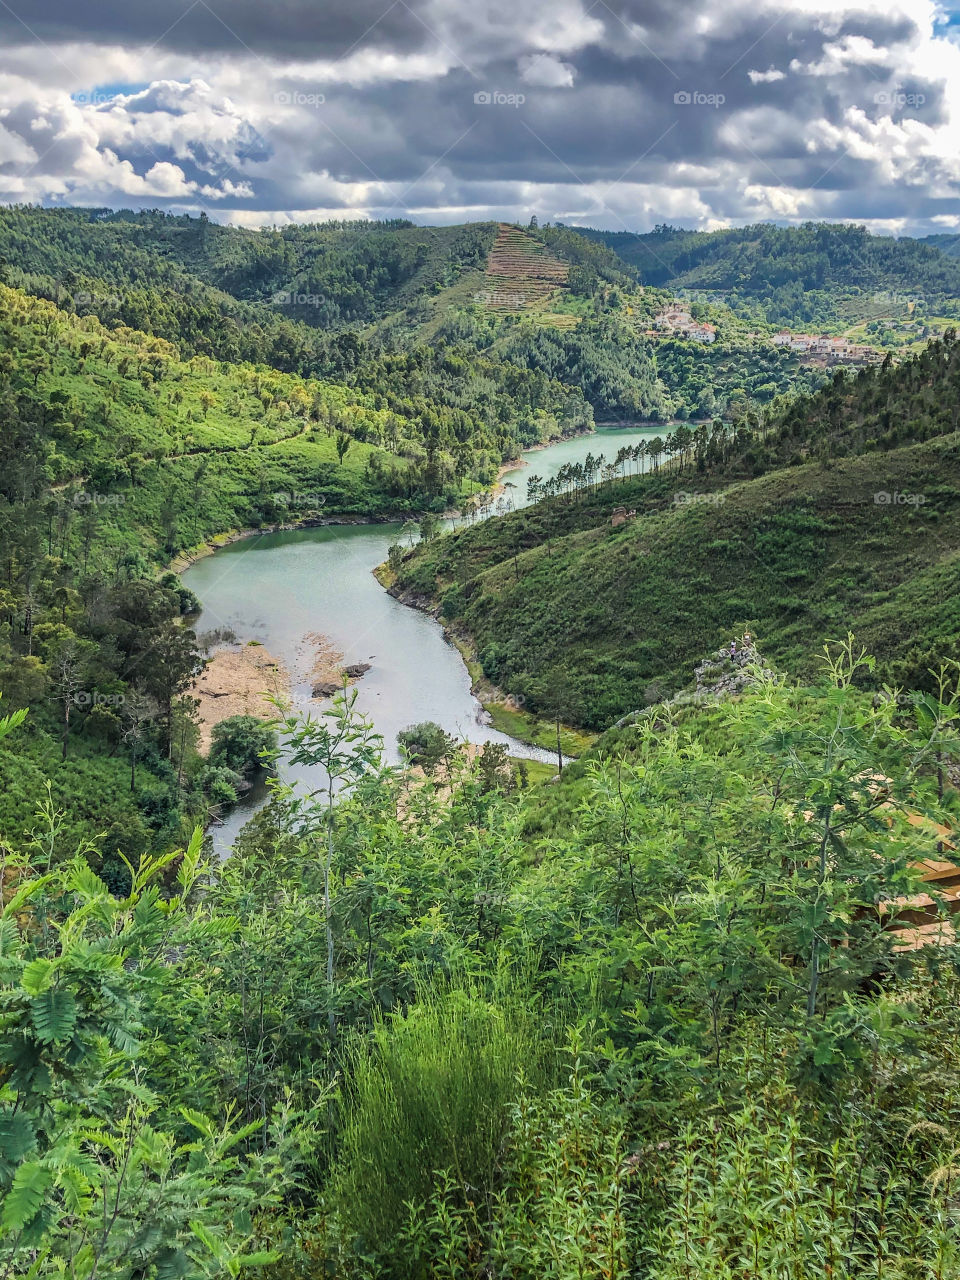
[
  {"left": 326, "top": 987, "right": 551, "bottom": 1266},
  {"left": 209, "top": 715, "right": 277, "bottom": 776}
]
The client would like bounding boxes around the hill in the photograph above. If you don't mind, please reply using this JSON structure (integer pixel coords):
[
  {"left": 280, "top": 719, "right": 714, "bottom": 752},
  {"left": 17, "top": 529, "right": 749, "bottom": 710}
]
[
  {"left": 577, "top": 222, "right": 960, "bottom": 331},
  {"left": 391, "top": 334, "right": 960, "bottom": 728},
  {"left": 0, "top": 207, "right": 834, "bottom": 420}
]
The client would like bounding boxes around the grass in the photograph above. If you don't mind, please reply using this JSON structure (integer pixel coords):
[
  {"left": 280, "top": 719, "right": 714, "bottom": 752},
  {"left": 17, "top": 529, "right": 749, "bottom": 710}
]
[
  {"left": 395, "top": 432, "right": 960, "bottom": 729},
  {"left": 510, "top": 756, "right": 559, "bottom": 786},
  {"left": 489, "top": 702, "right": 596, "bottom": 758}
]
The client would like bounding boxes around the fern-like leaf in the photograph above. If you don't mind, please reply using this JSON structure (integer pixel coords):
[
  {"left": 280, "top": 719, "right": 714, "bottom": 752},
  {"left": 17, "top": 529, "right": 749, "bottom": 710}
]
[
  {"left": 30, "top": 988, "right": 78, "bottom": 1044},
  {"left": 1, "top": 1161, "right": 51, "bottom": 1232}
]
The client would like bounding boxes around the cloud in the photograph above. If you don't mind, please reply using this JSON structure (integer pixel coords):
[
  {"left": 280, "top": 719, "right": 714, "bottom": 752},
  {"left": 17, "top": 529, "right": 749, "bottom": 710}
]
[
  {"left": 0, "top": 0, "right": 956, "bottom": 234},
  {"left": 519, "top": 53, "right": 577, "bottom": 87}
]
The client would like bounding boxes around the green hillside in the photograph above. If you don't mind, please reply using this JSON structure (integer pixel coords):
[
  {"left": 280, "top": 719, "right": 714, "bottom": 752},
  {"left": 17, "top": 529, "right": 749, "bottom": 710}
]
[
  {"left": 0, "top": 278, "right": 594, "bottom": 867},
  {"left": 0, "top": 207, "right": 834, "bottom": 420},
  {"left": 393, "top": 334, "right": 960, "bottom": 727},
  {"left": 579, "top": 222, "right": 960, "bottom": 330}
]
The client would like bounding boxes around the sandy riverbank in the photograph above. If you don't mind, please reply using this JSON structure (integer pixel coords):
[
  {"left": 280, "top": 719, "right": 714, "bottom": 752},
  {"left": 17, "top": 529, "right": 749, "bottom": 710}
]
[{"left": 194, "top": 643, "right": 290, "bottom": 753}]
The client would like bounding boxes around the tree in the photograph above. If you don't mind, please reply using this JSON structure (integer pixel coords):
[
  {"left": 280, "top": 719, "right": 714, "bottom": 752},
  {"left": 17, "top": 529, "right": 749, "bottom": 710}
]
[
  {"left": 210, "top": 715, "right": 277, "bottom": 777},
  {"left": 51, "top": 640, "right": 86, "bottom": 761},
  {"left": 120, "top": 690, "right": 158, "bottom": 791},
  {"left": 268, "top": 690, "right": 383, "bottom": 1037},
  {"left": 398, "top": 721, "right": 457, "bottom": 775},
  {"left": 419, "top": 511, "right": 440, "bottom": 543},
  {"left": 336, "top": 431, "right": 352, "bottom": 466}
]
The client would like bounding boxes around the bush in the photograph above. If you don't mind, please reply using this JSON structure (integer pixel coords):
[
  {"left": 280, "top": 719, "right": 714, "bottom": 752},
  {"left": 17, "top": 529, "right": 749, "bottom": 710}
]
[
  {"left": 397, "top": 721, "right": 457, "bottom": 773},
  {"left": 208, "top": 715, "right": 277, "bottom": 776},
  {"left": 440, "top": 583, "right": 466, "bottom": 620},
  {"left": 326, "top": 987, "right": 552, "bottom": 1266},
  {"left": 201, "top": 763, "right": 244, "bottom": 806}
]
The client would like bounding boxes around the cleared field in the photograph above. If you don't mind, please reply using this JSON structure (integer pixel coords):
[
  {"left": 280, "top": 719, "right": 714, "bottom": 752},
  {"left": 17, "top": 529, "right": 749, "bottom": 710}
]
[{"left": 478, "top": 224, "right": 574, "bottom": 324}]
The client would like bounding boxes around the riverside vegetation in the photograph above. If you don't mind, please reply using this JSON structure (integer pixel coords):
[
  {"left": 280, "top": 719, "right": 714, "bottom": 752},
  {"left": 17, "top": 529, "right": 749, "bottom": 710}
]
[
  {"left": 3, "top": 209, "right": 960, "bottom": 1276},
  {"left": 3, "top": 644, "right": 960, "bottom": 1276}
]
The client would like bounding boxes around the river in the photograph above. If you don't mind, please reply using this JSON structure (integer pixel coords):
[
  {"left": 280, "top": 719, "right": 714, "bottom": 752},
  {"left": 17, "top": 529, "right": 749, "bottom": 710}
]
[{"left": 183, "top": 426, "right": 662, "bottom": 854}]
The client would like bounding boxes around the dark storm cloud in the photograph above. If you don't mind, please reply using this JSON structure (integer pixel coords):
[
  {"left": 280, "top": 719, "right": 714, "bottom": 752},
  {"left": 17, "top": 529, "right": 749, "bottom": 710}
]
[
  {"left": 0, "top": 0, "right": 957, "bottom": 232},
  {"left": 0, "top": 0, "right": 429, "bottom": 61}
]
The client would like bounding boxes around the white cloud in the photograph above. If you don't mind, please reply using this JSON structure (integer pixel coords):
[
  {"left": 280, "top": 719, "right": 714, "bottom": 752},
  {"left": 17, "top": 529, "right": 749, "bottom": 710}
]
[
  {"left": 0, "top": 0, "right": 959, "bottom": 233},
  {"left": 519, "top": 52, "right": 576, "bottom": 87}
]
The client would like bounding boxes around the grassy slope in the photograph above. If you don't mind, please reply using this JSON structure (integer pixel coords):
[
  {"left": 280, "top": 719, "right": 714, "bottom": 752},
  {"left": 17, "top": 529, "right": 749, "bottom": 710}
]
[
  {"left": 395, "top": 436, "right": 960, "bottom": 729},
  {"left": 1, "top": 283, "right": 461, "bottom": 561}
]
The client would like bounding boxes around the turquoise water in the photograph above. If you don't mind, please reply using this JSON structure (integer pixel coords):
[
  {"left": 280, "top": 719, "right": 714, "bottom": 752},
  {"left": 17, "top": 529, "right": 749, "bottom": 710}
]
[{"left": 184, "top": 428, "right": 652, "bottom": 854}]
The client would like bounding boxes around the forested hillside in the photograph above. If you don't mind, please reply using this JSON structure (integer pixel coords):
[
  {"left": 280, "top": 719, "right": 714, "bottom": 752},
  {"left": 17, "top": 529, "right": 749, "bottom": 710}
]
[
  {"left": 581, "top": 222, "right": 960, "bottom": 328},
  {"left": 0, "top": 207, "right": 832, "bottom": 420},
  {"left": 393, "top": 334, "right": 960, "bottom": 726}
]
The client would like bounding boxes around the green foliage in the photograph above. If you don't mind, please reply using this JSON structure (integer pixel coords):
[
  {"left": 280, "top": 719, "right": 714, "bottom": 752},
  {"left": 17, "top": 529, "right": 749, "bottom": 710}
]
[
  {"left": 0, "top": 824, "right": 301, "bottom": 1276},
  {"left": 397, "top": 721, "right": 458, "bottom": 773},
  {"left": 3, "top": 657, "right": 960, "bottom": 1275},
  {"left": 326, "top": 987, "right": 551, "bottom": 1267},
  {"left": 209, "top": 715, "right": 277, "bottom": 776}
]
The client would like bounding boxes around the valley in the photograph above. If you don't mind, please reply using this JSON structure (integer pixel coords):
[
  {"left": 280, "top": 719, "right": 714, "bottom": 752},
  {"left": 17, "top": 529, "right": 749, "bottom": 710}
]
[{"left": 3, "top": 205, "right": 960, "bottom": 1279}]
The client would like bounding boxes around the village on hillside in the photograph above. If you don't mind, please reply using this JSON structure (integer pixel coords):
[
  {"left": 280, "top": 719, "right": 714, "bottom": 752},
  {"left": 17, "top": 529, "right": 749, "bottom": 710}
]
[{"left": 647, "top": 304, "right": 885, "bottom": 366}]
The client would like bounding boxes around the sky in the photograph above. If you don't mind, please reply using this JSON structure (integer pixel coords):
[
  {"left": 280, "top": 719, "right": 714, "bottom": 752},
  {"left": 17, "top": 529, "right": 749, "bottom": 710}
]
[{"left": 1, "top": 0, "right": 959, "bottom": 235}]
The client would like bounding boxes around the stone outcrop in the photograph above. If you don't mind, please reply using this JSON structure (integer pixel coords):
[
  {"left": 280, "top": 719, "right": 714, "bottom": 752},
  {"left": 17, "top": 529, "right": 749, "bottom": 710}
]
[
  {"left": 612, "top": 638, "right": 774, "bottom": 730},
  {"left": 312, "top": 662, "right": 372, "bottom": 698},
  {"left": 312, "top": 680, "right": 340, "bottom": 697},
  {"left": 691, "top": 640, "right": 774, "bottom": 701}
]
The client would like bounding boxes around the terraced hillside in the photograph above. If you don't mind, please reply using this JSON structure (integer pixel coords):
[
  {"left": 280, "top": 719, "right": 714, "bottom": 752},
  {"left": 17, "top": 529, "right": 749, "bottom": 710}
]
[{"left": 480, "top": 223, "right": 576, "bottom": 326}]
